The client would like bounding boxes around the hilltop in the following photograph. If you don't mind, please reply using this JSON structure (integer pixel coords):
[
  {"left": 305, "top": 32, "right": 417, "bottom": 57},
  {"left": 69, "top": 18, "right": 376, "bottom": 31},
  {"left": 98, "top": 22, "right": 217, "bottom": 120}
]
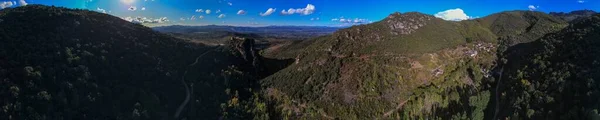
[{"left": 550, "top": 10, "right": 597, "bottom": 22}]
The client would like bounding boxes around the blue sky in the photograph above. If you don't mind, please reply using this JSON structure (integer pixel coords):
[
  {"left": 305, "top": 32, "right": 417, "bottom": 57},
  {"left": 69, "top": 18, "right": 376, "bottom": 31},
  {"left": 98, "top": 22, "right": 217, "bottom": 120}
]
[{"left": 1, "top": 0, "right": 598, "bottom": 26}]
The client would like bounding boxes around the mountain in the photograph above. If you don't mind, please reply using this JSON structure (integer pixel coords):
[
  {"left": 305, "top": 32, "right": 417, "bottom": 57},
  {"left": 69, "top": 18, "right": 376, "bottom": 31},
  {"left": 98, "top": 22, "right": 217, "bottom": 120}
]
[
  {"left": 477, "top": 11, "right": 567, "bottom": 45},
  {"left": 258, "top": 10, "right": 587, "bottom": 119},
  {"left": 550, "top": 10, "right": 597, "bottom": 22},
  {"left": 0, "top": 5, "right": 290, "bottom": 120},
  {"left": 153, "top": 25, "right": 341, "bottom": 40}
]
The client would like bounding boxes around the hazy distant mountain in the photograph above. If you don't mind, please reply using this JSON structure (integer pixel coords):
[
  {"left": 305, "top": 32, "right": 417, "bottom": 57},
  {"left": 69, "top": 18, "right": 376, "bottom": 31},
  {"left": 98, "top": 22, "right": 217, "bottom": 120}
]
[
  {"left": 550, "top": 10, "right": 597, "bottom": 22},
  {"left": 153, "top": 25, "right": 341, "bottom": 40}
]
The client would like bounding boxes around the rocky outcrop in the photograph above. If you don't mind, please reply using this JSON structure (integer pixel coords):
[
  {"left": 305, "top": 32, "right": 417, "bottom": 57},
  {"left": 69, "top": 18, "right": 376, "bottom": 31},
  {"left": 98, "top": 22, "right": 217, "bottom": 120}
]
[{"left": 385, "top": 12, "right": 433, "bottom": 35}]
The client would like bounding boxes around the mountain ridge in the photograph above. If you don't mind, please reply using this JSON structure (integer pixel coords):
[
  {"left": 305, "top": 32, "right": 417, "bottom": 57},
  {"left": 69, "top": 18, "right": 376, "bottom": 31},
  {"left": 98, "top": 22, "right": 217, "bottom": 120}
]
[{"left": 259, "top": 10, "right": 590, "bottom": 119}]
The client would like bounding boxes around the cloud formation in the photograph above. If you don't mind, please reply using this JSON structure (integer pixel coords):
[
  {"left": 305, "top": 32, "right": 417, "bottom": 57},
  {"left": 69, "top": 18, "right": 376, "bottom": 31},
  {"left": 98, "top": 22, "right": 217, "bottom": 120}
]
[
  {"left": 310, "top": 17, "right": 320, "bottom": 21},
  {"left": 281, "top": 4, "right": 315, "bottom": 15},
  {"left": 97, "top": 7, "right": 106, "bottom": 13},
  {"left": 216, "top": 9, "right": 221, "bottom": 13},
  {"left": 0, "top": 1, "right": 16, "bottom": 9},
  {"left": 205, "top": 9, "right": 211, "bottom": 14},
  {"left": 227, "top": 2, "right": 232, "bottom": 6},
  {"left": 123, "top": 16, "right": 169, "bottom": 24},
  {"left": 331, "top": 17, "right": 370, "bottom": 24},
  {"left": 528, "top": 5, "right": 539, "bottom": 11},
  {"left": 237, "top": 10, "right": 246, "bottom": 15},
  {"left": 578, "top": 0, "right": 585, "bottom": 3},
  {"left": 260, "top": 8, "right": 276, "bottom": 16},
  {"left": 195, "top": 9, "right": 204, "bottom": 13},
  {"left": 141, "top": 7, "right": 146, "bottom": 11},
  {"left": 218, "top": 14, "right": 226, "bottom": 18},
  {"left": 18, "top": 0, "right": 25, "bottom": 6},
  {"left": 434, "top": 8, "right": 471, "bottom": 21}
]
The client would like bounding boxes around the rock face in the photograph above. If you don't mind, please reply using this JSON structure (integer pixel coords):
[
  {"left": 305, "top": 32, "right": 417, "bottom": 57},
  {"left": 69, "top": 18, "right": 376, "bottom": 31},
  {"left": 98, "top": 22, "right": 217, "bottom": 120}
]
[
  {"left": 385, "top": 12, "right": 433, "bottom": 35},
  {"left": 227, "top": 36, "right": 264, "bottom": 75}
]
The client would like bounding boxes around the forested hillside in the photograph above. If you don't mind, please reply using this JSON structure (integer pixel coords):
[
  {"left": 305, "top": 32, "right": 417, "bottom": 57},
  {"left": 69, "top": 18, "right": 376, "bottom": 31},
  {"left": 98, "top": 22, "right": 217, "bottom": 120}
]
[
  {"left": 496, "top": 13, "right": 600, "bottom": 119},
  {"left": 260, "top": 10, "right": 598, "bottom": 119},
  {"left": 0, "top": 5, "right": 288, "bottom": 120}
]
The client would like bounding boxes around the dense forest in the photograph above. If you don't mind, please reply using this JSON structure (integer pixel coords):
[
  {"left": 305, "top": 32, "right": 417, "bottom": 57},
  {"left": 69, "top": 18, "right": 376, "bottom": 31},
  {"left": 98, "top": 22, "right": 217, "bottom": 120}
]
[
  {"left": 1, "top": 5, "right": 600, "bottom": 120},
  {"left": 496, "top": 14, "right": 600, "bottom": 119},
  {"left": 0, "top": 5, "right": 290, "bottom": 119}
]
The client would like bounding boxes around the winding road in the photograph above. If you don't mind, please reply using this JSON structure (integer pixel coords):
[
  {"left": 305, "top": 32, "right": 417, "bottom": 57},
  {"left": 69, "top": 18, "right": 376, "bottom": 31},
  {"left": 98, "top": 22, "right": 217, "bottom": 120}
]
[
  {"left": 492, "top": 66, "right": 505, "bottom": 120},
  {"left": 173, "top": 46, "right": 221, "bottom": 119}
]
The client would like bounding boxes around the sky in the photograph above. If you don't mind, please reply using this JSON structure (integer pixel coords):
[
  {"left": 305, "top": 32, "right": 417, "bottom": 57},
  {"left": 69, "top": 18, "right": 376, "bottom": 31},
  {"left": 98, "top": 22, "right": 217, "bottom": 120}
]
[{"left": 0, "top": 0, "right": 598, "bottom": 27}]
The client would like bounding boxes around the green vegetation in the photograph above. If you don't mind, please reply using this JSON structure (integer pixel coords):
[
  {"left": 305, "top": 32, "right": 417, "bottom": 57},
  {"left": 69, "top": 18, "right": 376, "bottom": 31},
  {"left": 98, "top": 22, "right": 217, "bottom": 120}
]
[
  {"left": 495, "top": 14, "right": 600, "bottom": 119},
  {"left": 259, "top": 10, "right": 594, "bottom": 120},
  {"left": 1, "top": 5, "right": 600, "bottom": 120},
  {"left": 0, "top": 5, "right": 289, "bottom": 120}
]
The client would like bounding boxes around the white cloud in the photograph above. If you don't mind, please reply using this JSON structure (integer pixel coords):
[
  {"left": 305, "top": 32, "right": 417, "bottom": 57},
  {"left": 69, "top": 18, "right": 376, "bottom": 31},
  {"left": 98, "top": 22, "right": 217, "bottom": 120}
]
[
  {"left": 237, "top": 10, "right": 246, "bottom": 15},
  {"left": 578, "top": 0, "right": 585, "bottom": 3},
  {"left": 195, "top": 9, "right": 204, "bottom": 13},
  {"left": 128, "top": 6, "right": 137, "bottom": 11},
  {"left": 198, "top": 15, "right": 204, "bottom": 19},
  {"left": 206, "top": 9, "right": 211, "bottom": 14},
  {"left": 141, "top": 7, "right": 146, "bottom": 11},
  {"left": 227, "top": 2, "right": 232, "bottom": 6},
  {"left": 96, "top": 7, "right": 106, "bottom": 13},
  {"left": 281, "top": 4, "right": 315, "bottom": 15},
  {"left": 216, "top": 9, "right": 221, "bottom": 13},
  {"left": 331, "top": 17, "right": 370, "bottom": 24},
  {"left": 123, "top": 16, "right": 169, "bottom": 24},
  {"left": 310, "top": 17, "right": 320, "bottom": 21},
  {"left": 260, "top": 8, "right": 276, "bottom": 16},
  {"left": 18, "top": 0, "right": 26, "bottom": 6},
  {"left": 218, "top": 14, "right": 226, "bottom": 18},
  {"left": 180, "top": 18, "right": 185, "bottom": 21},
  {"left": 0, "top": 1, "right": 15, "bottom": 9},
  {"left": 434, "top": 8, "right": 471, "bottom": 21},
  {"left": 528, "top": 5, "right": 539, "bottom": 11},
  {"left": 190, "top": 15, "right": 196, "bottom": 20}
]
